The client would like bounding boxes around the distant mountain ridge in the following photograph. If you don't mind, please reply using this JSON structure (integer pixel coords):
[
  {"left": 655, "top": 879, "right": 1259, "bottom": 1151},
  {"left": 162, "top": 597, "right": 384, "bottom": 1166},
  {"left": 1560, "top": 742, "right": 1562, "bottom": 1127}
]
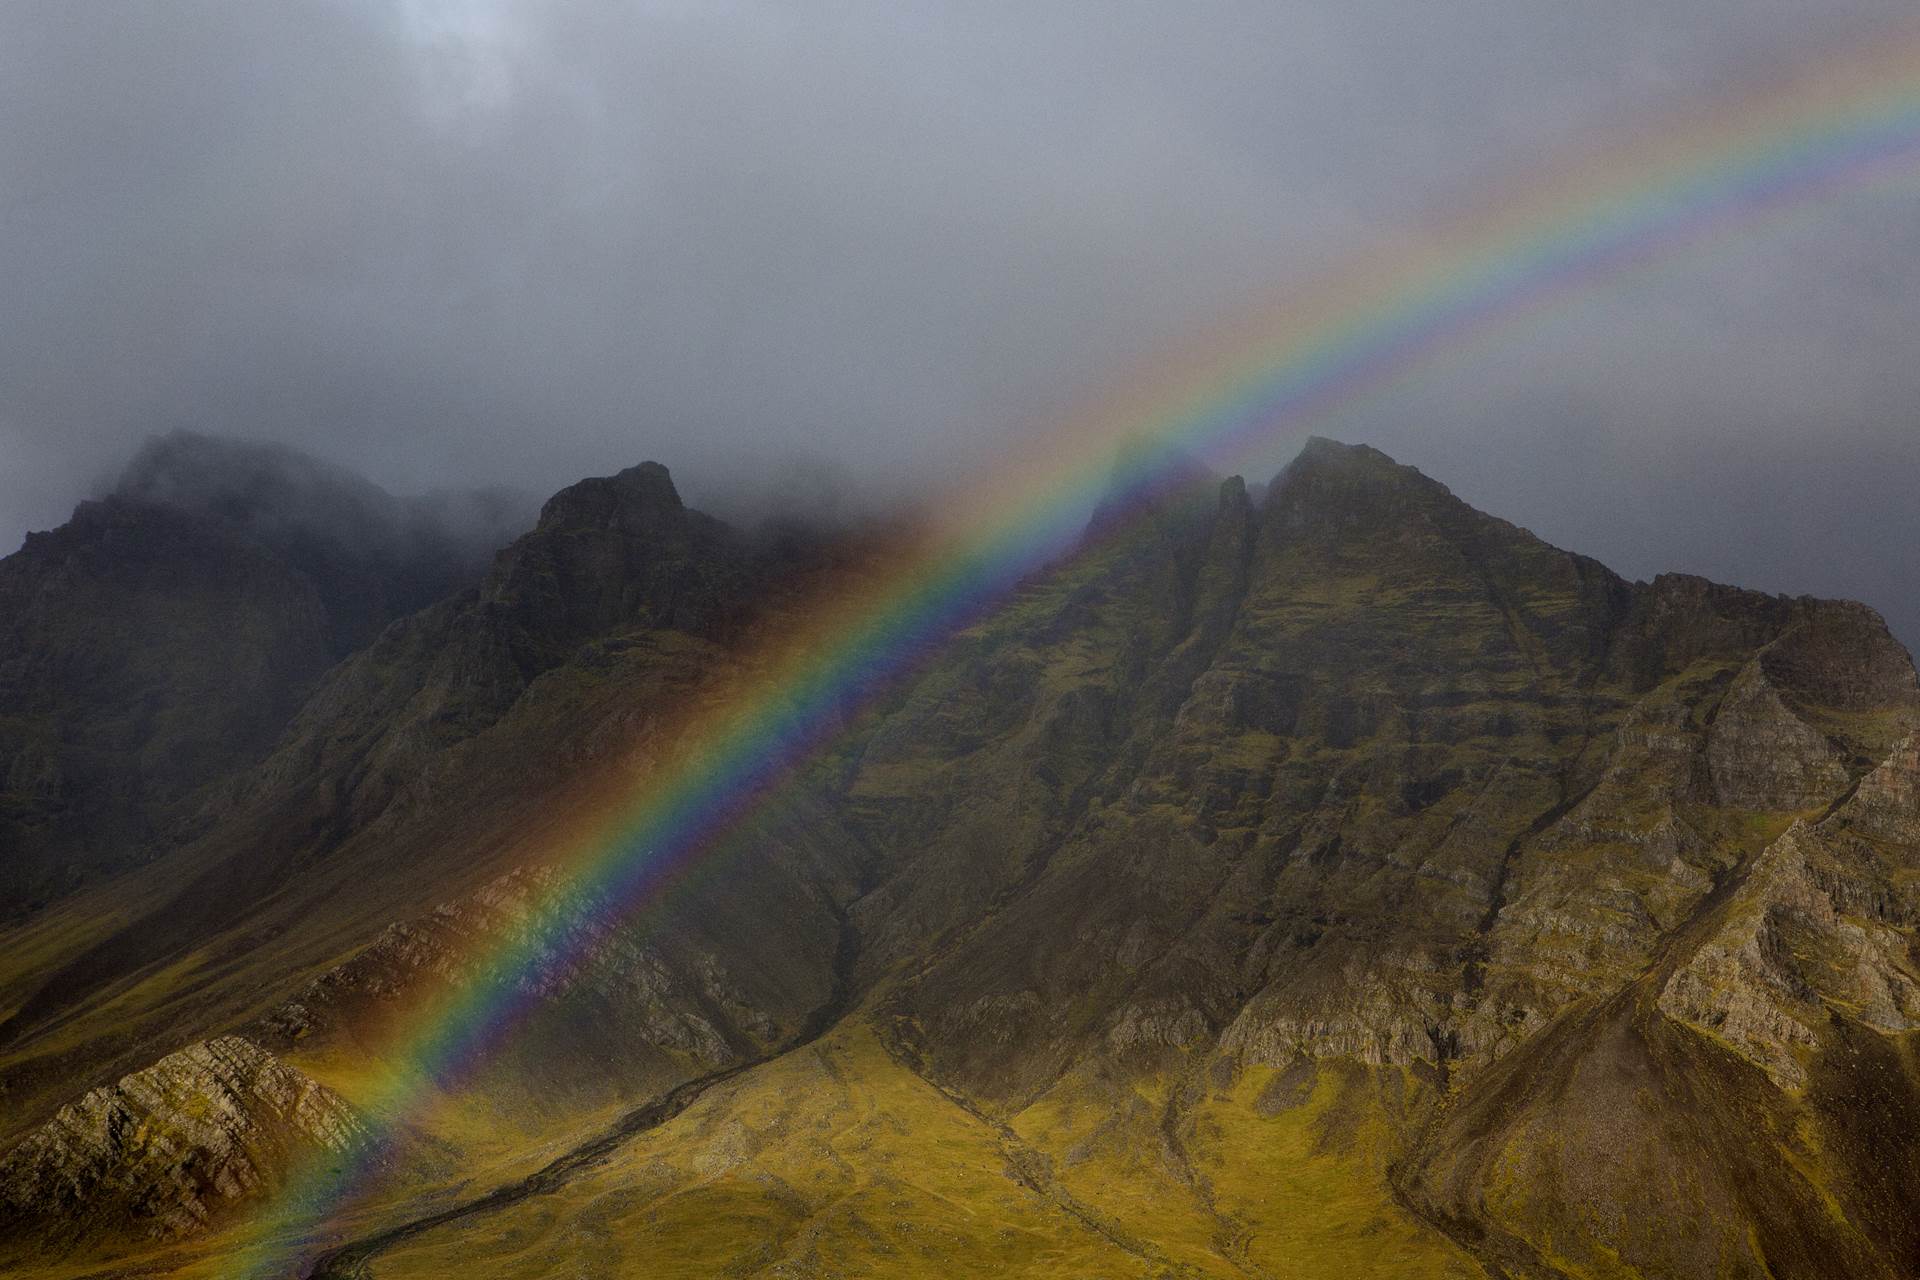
[
  {"left": 3, "top": 437, "right": 1919, "bottom": 1279},
  {"left": 114, "top": 430, "right": 536, "bottom": 653},
  {"left": 0, "top": 432, "right": 536, "bottom": 912}
]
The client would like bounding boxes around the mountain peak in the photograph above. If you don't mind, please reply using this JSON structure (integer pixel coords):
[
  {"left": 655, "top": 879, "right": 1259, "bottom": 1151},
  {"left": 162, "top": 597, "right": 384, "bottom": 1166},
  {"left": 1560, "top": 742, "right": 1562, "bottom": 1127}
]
[
  {"left": 535, "top": 460, "right": 685, "bottom": 535},
  {"left": 114, "top": 430, "right": 399, "bottom": 548},
  {"left": 1298, "top": 433, "right": 1389, "bottom": 461},
  {"left": 1285, "top": 436, "right": 1441, "bottom": 486},
  {"left": 611, "top": 459, "right": 680, "bottom": 499},
  {"left": 1264, "top": 437, "right": 1458, "bottom": 534},
  {"left": 109, "top": 429, "right": 534, "bottom": 574}
]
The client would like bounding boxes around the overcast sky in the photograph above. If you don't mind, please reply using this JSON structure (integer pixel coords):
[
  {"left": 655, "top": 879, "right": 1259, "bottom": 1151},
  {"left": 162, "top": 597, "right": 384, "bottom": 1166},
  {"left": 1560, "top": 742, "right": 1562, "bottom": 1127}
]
[{"left": 5, "top": 1, "right": 1920, "bottom": 642}]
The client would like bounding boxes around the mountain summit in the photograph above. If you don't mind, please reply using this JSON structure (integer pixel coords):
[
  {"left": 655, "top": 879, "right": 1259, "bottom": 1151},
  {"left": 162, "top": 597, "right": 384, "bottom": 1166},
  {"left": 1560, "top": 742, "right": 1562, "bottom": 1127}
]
[{"left": 3, "top": 439, "right": 1919, "bottom": 1279}]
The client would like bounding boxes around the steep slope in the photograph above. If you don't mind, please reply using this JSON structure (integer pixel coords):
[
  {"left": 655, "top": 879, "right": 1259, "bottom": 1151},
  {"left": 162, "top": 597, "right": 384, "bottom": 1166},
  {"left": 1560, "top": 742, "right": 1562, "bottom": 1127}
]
[
  {"left": 0, "top": 457, "right": 872, "bottom": 1092},
  {"left": 0, "top": 460, "right": 895, "bottom": 1280},
  {"left": 0, "top": 433, "right": 534, "bottom": 914},
  {"left": 113, "top": 431, "right": 533, "bottom": 655},
  {"left": 0, "top": 496, "right": 337, "bottom": 913},
  {"left": 857, "top": 442, "right": 1920, "bottom": 1280},
  {"left": 4, "top": 439, "right": 1919, "bottom": 1279},
  {"left": 0, "top": 1037, "right": 362, "bottom": 1257},
  {"left": 858, "top": 442, "right": 1908, "bottom": 1093},
  {"left": 1396, "top": 732, "right": 1920, "bottom": 1280}
]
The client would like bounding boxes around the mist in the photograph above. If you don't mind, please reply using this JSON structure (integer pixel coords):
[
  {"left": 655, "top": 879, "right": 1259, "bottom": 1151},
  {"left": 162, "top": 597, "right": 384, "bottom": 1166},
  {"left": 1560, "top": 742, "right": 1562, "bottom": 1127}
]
[{"left": 6, "top": 2, "right": 1920, "bottom": 644}]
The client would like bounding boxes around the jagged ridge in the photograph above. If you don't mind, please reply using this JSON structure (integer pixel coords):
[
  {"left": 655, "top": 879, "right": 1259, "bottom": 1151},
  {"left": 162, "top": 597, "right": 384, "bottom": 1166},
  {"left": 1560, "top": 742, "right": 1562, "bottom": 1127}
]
[{"left": 3, "top": 438, "right": 1919, "bottom": 1278}]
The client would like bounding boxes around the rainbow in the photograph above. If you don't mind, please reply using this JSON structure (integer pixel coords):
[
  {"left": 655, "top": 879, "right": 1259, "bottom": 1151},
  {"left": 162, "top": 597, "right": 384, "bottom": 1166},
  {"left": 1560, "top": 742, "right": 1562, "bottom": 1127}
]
[{"left": 228, "top": 33, "right": 1920, "bottom": 1277}]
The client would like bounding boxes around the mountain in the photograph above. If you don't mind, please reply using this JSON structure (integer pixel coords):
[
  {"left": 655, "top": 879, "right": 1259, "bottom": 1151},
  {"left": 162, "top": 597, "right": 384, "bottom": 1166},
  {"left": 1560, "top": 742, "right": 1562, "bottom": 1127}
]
[
  {"left": 0, "top": 433, "right": 535, "bottom": 914},
  {"left": 3, "top": 438, "right": 1919, "bottom": 1279},
  {"left": 112, "top": 431, "right": 534, "bottom": 653}
]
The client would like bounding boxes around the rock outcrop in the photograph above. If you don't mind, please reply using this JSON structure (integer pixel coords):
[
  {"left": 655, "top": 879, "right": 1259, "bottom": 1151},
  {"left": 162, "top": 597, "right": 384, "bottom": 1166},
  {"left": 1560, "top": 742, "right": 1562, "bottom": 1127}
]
[
  {"left": 1662, "top": 734, "right": 1920, "bottom": 1088},
  {"left": 0, "top": 1037, "right": 360, "bottom": 1249},
  {"left": 262, "top": 866, "right": 779, "bottom": 1074}
]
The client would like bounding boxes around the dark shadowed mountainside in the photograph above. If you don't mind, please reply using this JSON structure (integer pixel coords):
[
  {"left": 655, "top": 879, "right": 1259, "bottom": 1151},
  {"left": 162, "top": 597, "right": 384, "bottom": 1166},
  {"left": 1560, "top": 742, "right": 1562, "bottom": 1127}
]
[{"left": 0, "top": 432, "right": 535, "bottom": 913}]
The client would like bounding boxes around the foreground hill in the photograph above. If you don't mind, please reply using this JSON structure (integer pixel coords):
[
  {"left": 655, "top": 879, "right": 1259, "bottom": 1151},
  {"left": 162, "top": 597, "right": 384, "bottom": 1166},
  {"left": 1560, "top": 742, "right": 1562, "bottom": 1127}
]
[{"left": 2, "top": 438, "right": 1918, "bottom": 1279}]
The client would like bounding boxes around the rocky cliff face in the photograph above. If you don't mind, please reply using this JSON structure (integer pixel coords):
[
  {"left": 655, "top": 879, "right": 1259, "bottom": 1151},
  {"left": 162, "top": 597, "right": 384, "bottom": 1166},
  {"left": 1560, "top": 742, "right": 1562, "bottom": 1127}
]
[
  {"left": 1661, "top": 734, "right": 1920, "bottom": 1088},
  {"left": 0, "top": 1037, "right": 360, "bottom": 1256},
  {"left": 260, "top": 864, "right": 795, "bottom": 1086},
  {"left": 854, "top": 441, "right": 1914, "bottom": 1101},
  {"left": 3, "top": 438, "right": 1919, "bottom": 1280}
]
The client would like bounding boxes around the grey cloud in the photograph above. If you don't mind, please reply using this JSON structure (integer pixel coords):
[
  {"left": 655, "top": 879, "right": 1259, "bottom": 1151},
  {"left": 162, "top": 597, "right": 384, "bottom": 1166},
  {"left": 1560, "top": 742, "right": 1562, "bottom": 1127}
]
[{"left": 4, "top": 0, "right": 1920, "bottom": 642}]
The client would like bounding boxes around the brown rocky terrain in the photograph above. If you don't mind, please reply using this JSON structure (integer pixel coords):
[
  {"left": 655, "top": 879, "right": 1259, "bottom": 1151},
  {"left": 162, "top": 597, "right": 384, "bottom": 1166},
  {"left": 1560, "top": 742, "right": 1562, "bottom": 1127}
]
[
  {"left": 2, "top": 437, "right": 1917, "bottom": 1278},
  {"left": 0, "top": 1036, "right": 361, "bottom": 1249}
]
